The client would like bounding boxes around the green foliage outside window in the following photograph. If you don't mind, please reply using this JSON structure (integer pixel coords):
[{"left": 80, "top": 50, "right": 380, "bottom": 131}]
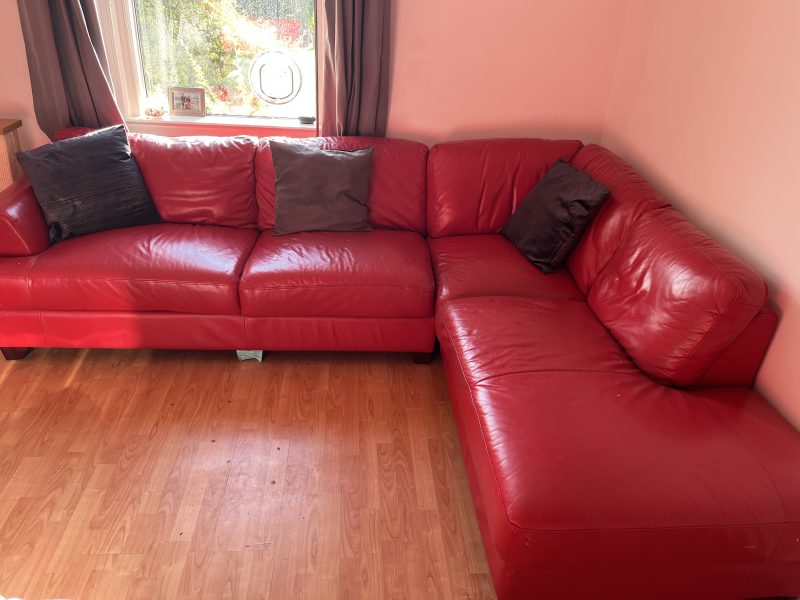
[{"left": 136, "top": 0, "right": 315, "bottom": 117}]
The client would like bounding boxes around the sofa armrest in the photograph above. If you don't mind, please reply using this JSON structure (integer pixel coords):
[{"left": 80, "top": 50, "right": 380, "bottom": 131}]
[
  {"left": 0, "top": 180, "right": 49, "bottom": 257},
  {"left": 691, "top": 304, "right": 778, "bottom": 388}
]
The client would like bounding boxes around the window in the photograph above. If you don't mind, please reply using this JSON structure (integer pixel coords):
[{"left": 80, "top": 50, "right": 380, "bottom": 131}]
[{"left": 99, "top": 0, "right": 316, "bottom": 122}]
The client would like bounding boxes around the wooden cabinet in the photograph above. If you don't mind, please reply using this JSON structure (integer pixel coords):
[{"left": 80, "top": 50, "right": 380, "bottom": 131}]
[{"left": 0, "top": 118, "right": 23, "bottom": 191}]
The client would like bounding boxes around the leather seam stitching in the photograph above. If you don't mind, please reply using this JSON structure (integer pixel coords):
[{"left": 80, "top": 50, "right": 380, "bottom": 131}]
[
  {"left": 697, "top": 396, "right": 787, "bottom": 561},
  {"left": 471, "top": 367, "right": 642, "bottom": 386},
  {"left": 241, "top": 283, "right": 435, "bottom": 291},
  {"left": 23, "top": 277, "right": 233, "bottom": 287},
  {"left": 495, "top": 521, "right": 799, "bottom": 535}
]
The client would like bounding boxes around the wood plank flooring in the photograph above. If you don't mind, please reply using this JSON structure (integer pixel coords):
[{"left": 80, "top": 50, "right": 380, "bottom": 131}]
[{"left": 0, "top": 349, "right": 495, "bottom": 599}]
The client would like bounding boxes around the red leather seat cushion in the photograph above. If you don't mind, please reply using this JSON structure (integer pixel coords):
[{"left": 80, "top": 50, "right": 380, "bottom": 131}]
[
  {"left": 130, "top": 133, "right": 258, "bottom": 228},
  {"left": 240, "top": 230, "right": 434, "bottom": 318},
  {"left": 429, "top": 235, "right": 583, "bottom": 304},
  {"left": 444, "top": 366, "right": 800, "bottom": 570},
  {"left": 588, "top": 209, "right": 768, "bottom": 387},
  {"left": 254, "top": 137, "right": 428, "bottom": 234},
  {"left": 438, "top": 296, "right": 637, "bottom": 386},
  {"left": 21, "top": 224, "right": 257, "bottom": 314},
  {"left": 427, "top": 138, "right": 583, "bottom": 238}
]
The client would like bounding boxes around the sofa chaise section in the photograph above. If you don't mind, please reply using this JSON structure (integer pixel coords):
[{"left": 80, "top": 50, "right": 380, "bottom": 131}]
[
  {"left": 439, "top": 352, "right": 800, "bottom": 598},
  {"left": 428, "top": 138, "right": 796, "bottom": 598}
]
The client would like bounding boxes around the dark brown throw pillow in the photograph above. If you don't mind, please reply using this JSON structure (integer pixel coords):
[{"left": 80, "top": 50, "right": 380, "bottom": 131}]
[
  {"left": 502, "top": 159, "right": 610, "bottom": 273},
  {"left": 16, "top": 125, "right": 161, "bottom": 243},
  {"left": 270, "top": 140, "right": 373, "bottom": 235}
]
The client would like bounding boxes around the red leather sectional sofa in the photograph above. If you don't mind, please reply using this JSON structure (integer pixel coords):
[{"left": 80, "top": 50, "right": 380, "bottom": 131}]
[{"left": 1, "top": 134, "right": 798, "bottom": 599}]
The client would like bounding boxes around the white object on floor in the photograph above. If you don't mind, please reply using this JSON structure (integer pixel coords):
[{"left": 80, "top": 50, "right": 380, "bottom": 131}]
[{"left": 236, "top": 350, "right": 264, "bottom": 362}]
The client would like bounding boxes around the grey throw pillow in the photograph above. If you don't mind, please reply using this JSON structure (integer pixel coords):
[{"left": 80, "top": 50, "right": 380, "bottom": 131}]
[
  {"left": 17, "top": 125, "right": 161, "bottom": 243},
  {"left": 270, "top": 140, "right": 373, "bottom": 235}
]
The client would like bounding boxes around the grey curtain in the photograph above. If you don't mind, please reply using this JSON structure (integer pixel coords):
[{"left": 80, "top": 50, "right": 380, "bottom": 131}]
[
  {"left": 319, "top": 0, "right": 390, "bottom": 137},
  {"left": 16, "top": 0, "right": 124, "bottom": 140}
]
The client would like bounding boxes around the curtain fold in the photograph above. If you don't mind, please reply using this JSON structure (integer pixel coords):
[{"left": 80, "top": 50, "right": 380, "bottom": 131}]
[
  {"left": 319, "top": 0, "right": 390, "bottom": 137},
  {"left": 16, "top": 0, "right": 124, "bottom": 140}
]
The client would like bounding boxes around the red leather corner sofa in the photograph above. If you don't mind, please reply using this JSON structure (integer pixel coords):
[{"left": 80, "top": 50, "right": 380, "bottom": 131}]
[{"left": 1, "top": 134, "right": 798, "bottom": 599}]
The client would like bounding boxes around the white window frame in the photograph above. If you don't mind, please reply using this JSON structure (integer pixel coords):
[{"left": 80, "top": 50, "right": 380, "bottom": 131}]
[
  {"left": 95, "top": 0, "right": 319, "bottom": 130},
  {"left": 96, "top": 0, "right": 146, "bottom": 119}
]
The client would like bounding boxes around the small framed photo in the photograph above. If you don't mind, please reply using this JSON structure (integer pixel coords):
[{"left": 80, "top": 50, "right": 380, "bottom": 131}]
[{"left": 167, "top": 87, "right": 205, "bottom": 116}]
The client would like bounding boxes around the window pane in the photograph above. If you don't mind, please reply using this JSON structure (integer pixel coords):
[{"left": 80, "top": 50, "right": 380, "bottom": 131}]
[{"left": 135, "top": 0, "right": 315, "bottom": 119}]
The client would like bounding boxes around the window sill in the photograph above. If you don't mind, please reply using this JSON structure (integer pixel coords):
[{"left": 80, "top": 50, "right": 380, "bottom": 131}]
[{"left": 126, "top": 115, "right": 318, "bottom": 138}]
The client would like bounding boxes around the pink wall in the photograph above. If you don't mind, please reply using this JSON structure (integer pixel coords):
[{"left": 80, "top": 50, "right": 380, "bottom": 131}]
[
  {"left": 602, "top": 0, "right": 800, "bottom": 427},
  {"left": 0, "top": 0, "right": 49, "bottom": 150},
  {"left": 386, "top": 0, "right": 626, "bottom": 144}
]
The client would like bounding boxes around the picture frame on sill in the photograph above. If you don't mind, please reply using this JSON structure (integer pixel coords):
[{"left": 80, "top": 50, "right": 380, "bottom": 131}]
[{"left": 167, "top": 87, "right": 205, "bottom": 116}]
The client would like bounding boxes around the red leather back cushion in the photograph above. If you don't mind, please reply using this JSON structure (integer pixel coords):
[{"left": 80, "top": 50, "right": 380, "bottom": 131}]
[
  {"left": 588, "top": 209, "right": 769, "bottom": 387},
  {"left": 567, "top": 144, "right": 671, "bottom": 294},
  {"left": 255, "top": 137, "right": 428, "bottom": 234},
  {"left": 53, "top": 127, "right": 95, "bottom": 141},
  {"left": 130, "top": 133, "right": 258, "bottom": 228},
  {"left": 426, "top": 138, "right": 583, "bottom": 238}
]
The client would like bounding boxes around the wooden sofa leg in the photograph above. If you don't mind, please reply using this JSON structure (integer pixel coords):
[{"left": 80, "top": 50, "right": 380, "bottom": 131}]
[
  {"left": 409, "top": 351, "right": 435, "bottom": 364},
  {"left": 1, "top": 347, "right": 32, "bottom": 361}
]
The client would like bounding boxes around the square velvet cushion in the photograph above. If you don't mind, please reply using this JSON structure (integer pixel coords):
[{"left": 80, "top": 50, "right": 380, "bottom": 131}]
[
  {"left": 270, "top": 140, "right": 373, "bottom": 235},
  {"left": 17, "top": 125, "right": 161, "bottom": 243},
  {"left": 502, "top": 159, "right": 610, "bottom": 273}
]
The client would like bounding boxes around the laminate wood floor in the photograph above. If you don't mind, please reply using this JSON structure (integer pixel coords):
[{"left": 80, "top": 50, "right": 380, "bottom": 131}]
[{"left": 0, "top": 349, "right": 495, "bottom": 599}]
